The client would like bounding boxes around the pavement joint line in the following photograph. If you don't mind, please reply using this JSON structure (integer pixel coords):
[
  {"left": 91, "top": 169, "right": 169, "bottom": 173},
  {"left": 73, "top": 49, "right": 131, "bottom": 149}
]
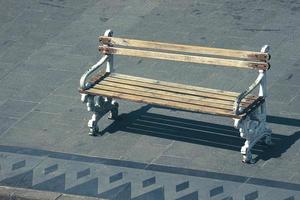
[
  {"left": 5, "top": 98, "right": 40, "bottom": 104},
  {"left": 0, "top": 8, "right": 27, "bottom": 34},
  {"left": 156, "top": 154, "right": 191, "bottom": 160},
  {"left": 0, "top": 73, "right": 76, "bottom": 139},
  {"left": 22, "top": 5, "right": 94, "bottom": 66},
  {"left": 31, "top": 110, "right": 64, "bottom": 116},
  {"left": 54, "top": 193, "right": 63, "bottom": 200},
  {"left": 1, "top": 116, "right": 19, "bottom": 120},
  {"left": 144, "top": 140, "right": 175, "bottom": 169},
  {"left": 47, "top": 67, "right": 86, "bottom": 73},
  {"left": 45, "top": 42, "right": 74, "bottom": 47},
  {"left": 278, "top": 112, "right": 300, "bottom": 118},
  {"left": 289, "top": 95, "right": 299, "bottom": 104}
]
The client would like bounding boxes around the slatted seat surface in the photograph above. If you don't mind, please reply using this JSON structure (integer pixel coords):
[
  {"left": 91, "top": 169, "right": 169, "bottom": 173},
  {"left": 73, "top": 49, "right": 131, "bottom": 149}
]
[{"left": 80, "top": 73, "right": 263, "bottom": 119}]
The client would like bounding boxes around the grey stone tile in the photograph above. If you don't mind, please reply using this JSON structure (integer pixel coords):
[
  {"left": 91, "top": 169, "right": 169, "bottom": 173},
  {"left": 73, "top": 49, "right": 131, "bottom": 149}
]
[
  {"left": 0, "top": 21, "right": 38, "bottom": 43},
  {"left": 25, "top": 44, "right": 95, "bottom": 72},
  {"left": 84, "top": 133, "right": 142, "bottom": 159},
  {"left": 0, "top": 62, "right": 17, "bottom": 80},
  {"left": 0, "top": 116, "right": 16, "bottom": 136},
  {"left": 0, "top": 67, "right": 72, "bottom": 102},
  {"left": 211, "top": 36, "right": 258, "bottom": 51},
  {"left": 0, "top": 45, "right": 33, "bottom": 64},
  {"left": 28, "top": 19, "right": 70, "bottom": 39},
  {"left": 0, "top": 40, "right": 17, "bottom": 58},
  {"left": 0, "top": 88, "right": 18, "bottom": 103},
  {"left": 281, "top": 95, "right": 300, "bottom": 116},
  {"left": 13, "top": 9, "right": 46, "bottom": 25},
  {"left": 34, "top": 94, "right": 80, "bottom": 114},
  {"left": 12, "top": 111, "right": 60, "bottom": 132},
  {"left": 82, "top": 0, "right": 127, "bottom": 18},
  {"left": 277, "top": 67, "right": 300, "bottom": 87},
  {"left": 54, "top": 107, "right": 92, "bottom": 128},
  {"left": 274, "top": 37, "right": 300, "bottom": 60},
  {"left": 46, "top": 17, "right": 102, "bottom": 46},
  {"left": 0, "top": 99, "right": 37, "bottom": 118},
  {"left": 52, "top": 78, "right": 82, "bottom": 98},
  {"left": 151, "top": 155, "right": 194, "bottom": 169},
  {"left": 0, "top": 125, "right": 79, "bottom": 152},
  {"left": 267, "top": 101, "right": 287, "bottom": 116},
  {"left": 0, "top": 0, "right": 34, "bottom": 17},
  {"left": 255, "top": 159, "right": 298, "bottom": 183},
  {"left": 138, "top": 135, "right": 174, "bottom": 146},
  {"left": 121, "top": 139, "right": 168, "bottom": 163},
  {"left": 268, "top": 84, "right": 300, "bottom": 103},
  {"left": 70, "top": 38, "right": 99, "bottom": 58},
  {"left": 40, "top": 0, "right": 98, "bottom": 9},
  {"left": 198, "top": 69, "right": 256, "bottom": 91}
]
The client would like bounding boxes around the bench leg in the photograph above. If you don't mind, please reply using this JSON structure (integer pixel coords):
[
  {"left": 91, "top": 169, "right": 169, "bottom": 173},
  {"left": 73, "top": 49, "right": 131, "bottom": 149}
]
[
  {"left": 107, "top": 98, "right": 119, "bottom": 120},
  {"left": 234, "top": 103, "right": 272, "bottom": 163},
  {"left": 81, "top": 94, "right": 118, "bottom": 136}
]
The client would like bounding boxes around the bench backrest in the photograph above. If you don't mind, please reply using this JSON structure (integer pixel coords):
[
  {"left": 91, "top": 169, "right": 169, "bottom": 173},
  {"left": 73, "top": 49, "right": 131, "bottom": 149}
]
[{"left": 99, "top": 36, "right": 270, "bottom": 71}]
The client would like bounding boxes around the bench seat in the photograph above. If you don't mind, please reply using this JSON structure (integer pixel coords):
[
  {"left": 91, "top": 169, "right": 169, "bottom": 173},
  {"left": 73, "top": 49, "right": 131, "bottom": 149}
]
[{"left": 80, "top": 73, "right": 264, "bottom": 119}]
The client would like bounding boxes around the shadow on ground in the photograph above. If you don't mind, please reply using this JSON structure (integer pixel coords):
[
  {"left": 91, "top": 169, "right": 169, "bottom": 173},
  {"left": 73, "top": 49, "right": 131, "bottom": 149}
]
[
  {"left": 1, "top": 106, "right": 299, "bottom": 199},
  {"left": 102, "top": 105, "right": 300, "bottom": 162}
]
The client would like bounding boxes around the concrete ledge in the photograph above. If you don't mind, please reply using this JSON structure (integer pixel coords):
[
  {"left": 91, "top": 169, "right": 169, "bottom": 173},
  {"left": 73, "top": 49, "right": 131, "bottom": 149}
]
[{"left": 0, "top": 186, "right": 107, "bottom": 200}]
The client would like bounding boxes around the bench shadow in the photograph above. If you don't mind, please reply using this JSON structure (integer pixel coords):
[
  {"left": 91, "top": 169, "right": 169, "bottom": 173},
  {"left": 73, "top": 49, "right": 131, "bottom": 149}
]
[{"left": 102, "top": 105, "right": 300, "bottom": 162}]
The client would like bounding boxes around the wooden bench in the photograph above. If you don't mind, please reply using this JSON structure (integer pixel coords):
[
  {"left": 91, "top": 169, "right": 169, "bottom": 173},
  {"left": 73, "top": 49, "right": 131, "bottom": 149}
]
[{"left": 79, "top": 29, "right": 272, "bottom": 163}]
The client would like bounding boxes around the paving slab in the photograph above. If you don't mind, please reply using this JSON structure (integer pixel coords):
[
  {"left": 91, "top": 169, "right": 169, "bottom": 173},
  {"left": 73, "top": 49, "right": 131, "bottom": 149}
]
[{"left": 0, "top": 0, "right": 299, "bottom": 199}]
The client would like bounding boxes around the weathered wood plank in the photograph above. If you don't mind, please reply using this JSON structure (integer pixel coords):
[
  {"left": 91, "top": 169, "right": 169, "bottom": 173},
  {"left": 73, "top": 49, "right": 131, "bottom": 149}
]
[
  {"left": 99, "top": 36, "right": 270, "bottom": 61},
  {"left": 99, "top": 47, "right": 270, "bottom": 70},
  {"left": 111, "top": 73, "right": 256, "bottom": 100},
  {"left": 104, "top": 76, "right": 255, "bottom": 102},
  {"left": 94, "top": 84, "right": 235, "bottom": 110},
  {"left": 96, "top": 80, "right": 253, "bottom": 107},
  {"left": 83, "top": 88, "right": 242, "bottom": 118}
]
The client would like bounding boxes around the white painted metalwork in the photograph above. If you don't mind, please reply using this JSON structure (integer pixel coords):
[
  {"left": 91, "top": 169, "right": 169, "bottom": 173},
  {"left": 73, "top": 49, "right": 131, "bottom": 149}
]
[
  {"left": 104, "top": 29, "right": 114, "bottom": 73},
  {"left": 79, "top": 55, "right": 109, "bottom": 90},
  {"left": 234, "top": 45, "right": 272, "bottom": 163},
  {"left": 81, "top": 95, "right": 118, "bottom": 135},
  {"left": 80, "top": 30, "right": 119, "bottom": 136},
  {"left": 233, "top": 73, "right": 264, "bottom": 115}
]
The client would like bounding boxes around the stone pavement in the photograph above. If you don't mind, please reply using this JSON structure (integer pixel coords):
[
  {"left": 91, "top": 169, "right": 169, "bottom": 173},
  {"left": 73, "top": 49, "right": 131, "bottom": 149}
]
[
  {"left": 0, "top": 0, "right": 299, "bottom": 199},
  {"left": 0, "top": 185, "right": 107, "bottom": 200}
]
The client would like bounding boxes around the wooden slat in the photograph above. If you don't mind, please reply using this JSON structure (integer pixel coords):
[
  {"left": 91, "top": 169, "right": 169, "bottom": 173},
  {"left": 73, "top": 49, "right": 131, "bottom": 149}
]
[
  {"left": 104, "top": 76, "right": 255, "bottom": 102},
  {"left": 99, "top": 46, "right": 270, "bottom": 70},
  {"left": 95, "top": 84, "right": 235, "bottom": 110},
  {"left": 95, "top": 80, "right": 252, "bottom": 107},
  {"left": 111, "top": 73, "right": 256, "bottom": 100},
  {"left": 83, "top": 88, "right": 241, "bottom": 118},
  {"left": 99, "top": 36, "right": 270, "bottom": 61}
]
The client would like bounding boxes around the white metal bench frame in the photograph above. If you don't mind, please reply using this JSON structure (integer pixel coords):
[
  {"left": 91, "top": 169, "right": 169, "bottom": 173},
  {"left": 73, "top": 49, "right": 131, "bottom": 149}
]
[{"left": 79, "top": 29, "right": 272, "bottom": 163}]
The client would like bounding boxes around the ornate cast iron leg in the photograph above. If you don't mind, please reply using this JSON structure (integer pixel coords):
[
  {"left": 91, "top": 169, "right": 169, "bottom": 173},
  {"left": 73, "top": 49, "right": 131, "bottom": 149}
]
[
  {"left": 234, "top": 103, "right": 272, "bottom": 163},
  {"left": 81, "top": 94, "right": 119, "bottom": 136}
]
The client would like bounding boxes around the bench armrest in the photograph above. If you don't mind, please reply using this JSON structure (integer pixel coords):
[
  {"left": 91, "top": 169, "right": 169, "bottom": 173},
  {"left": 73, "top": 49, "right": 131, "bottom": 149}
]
[
  {"left": 234, "top": 73, "right": 264, "bottom": 115},
  {"left": 80, "top": 55, "right": 109, "bottom": 90}
]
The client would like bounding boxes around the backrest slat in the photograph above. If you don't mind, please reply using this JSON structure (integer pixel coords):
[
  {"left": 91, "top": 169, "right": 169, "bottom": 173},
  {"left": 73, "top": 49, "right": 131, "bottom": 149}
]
[
  {"left": 99, "top": 46, "right": 270, "bottom": 70},
  {"left": 100, "top": 36, "right": 270, "bottom": 61}
]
